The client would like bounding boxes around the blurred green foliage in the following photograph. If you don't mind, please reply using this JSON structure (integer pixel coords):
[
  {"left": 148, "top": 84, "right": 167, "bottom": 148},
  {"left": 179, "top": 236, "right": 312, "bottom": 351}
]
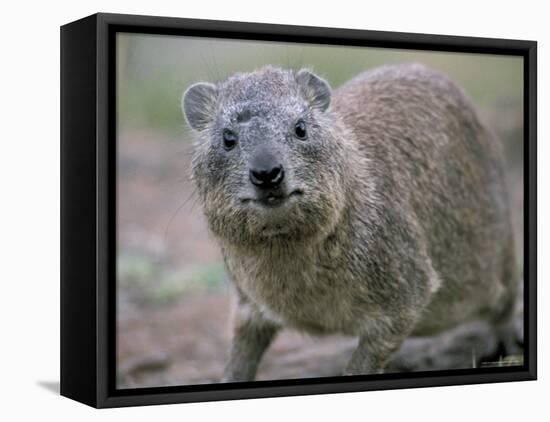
[
  {"left": 118, "top": 253, "right": 227, "bottom": 306},
  {"left": 117, "top": 33, "right": 523, "bottom": 134}
]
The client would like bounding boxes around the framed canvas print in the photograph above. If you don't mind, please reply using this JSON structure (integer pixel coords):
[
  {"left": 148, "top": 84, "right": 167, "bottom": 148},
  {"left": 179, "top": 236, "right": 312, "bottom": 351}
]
[{"left": 60, "top": 12, "right": 537, "bottom": 408}]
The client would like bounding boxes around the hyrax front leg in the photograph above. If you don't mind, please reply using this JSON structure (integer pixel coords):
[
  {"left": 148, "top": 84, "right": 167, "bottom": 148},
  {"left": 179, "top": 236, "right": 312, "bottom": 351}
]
[
  {"left": 222, "top": 298, "right": 280, "bottom": 382},
  {"left": 344, "top": 315, "right": 415, "bottom": 375}
]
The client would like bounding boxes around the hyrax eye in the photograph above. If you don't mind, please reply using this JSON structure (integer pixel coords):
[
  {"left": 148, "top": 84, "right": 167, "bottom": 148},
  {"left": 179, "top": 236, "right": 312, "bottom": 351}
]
[
  {"left": 294, "top": 120, "right": 307, "bottom": 139},
  {"left": 222, "top": 129, "right": 238, "bottom": 150}
]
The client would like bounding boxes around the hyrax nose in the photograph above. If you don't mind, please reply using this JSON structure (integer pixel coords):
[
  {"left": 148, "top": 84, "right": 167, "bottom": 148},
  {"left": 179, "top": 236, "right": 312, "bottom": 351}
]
[{"left": 249, "top": 162, "right": 285, "bottom": 188}]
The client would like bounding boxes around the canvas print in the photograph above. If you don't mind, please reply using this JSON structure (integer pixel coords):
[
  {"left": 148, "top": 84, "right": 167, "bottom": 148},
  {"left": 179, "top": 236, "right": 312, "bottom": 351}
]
[{"left": 116, "top": 33, "right": 524, "bottom": 389}]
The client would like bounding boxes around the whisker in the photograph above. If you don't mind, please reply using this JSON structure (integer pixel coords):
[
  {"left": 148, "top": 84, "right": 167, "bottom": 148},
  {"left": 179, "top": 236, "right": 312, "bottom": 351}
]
[{"left": 163, "top": 187, "right": 199, "bottom": 240}]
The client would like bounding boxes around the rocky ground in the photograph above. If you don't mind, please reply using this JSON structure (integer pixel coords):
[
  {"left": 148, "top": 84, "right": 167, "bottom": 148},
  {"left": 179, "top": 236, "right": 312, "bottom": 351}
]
[{"left": 117, "top": 288, "right": 523, "bottom": 389}]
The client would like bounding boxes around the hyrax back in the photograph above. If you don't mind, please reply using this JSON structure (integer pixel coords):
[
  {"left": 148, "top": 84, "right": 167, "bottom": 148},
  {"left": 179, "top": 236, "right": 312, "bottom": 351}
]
[{"left": 182, "top": 64, "right": 517, "bottom": 380}]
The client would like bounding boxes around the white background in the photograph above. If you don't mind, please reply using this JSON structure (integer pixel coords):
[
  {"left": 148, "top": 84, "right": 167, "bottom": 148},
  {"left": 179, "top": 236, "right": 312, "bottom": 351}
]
[{"left": 1, "top": 0, "right": 547, "bottom": 419}]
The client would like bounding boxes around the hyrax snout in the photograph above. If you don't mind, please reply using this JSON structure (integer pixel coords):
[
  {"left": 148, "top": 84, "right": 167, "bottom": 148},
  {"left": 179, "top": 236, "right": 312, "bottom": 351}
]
[{"left": 182, "top": 64, "right": 519, "bottom": 381}]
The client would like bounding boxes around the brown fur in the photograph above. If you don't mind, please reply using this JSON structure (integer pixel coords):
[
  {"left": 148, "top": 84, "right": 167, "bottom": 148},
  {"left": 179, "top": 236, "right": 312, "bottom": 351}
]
[{"left": 182, "top": 64, "right": 518, "bottom": 381}]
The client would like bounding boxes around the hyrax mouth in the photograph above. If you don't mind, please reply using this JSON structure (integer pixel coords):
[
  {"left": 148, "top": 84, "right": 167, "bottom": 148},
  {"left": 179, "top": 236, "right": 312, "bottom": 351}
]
[{"left": 241, "top": 189, "right": 303, "bottom": 208}]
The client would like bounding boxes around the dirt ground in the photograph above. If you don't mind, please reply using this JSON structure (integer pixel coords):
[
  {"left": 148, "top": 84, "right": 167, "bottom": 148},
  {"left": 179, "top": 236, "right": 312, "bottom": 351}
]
[
  {"left": 117, "top": 290, "right": 523, "bottom": 389},
  {"left": 116, "top": 98, "right": 524, "bottom": 389}
]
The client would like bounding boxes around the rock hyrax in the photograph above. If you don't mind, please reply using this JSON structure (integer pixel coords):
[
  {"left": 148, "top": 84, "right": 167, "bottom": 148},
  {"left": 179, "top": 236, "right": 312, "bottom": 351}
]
[{"left": 182, "top": 64, "right": 518, "bottom": 381}]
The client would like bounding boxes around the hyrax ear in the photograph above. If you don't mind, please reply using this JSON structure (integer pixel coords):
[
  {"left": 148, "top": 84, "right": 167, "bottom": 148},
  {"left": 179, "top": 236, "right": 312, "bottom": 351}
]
[
  {"left": 182, "top": 82, "right": 218, "bottom": 131},
  {"left": 295, "top": 69, "right": 331, "bottom": 112}
]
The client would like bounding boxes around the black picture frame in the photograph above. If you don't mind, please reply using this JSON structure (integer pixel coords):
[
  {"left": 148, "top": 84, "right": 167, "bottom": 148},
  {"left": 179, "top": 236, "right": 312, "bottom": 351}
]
[{"left": 60, "top": 12, "right": 537, "bottom": 408}]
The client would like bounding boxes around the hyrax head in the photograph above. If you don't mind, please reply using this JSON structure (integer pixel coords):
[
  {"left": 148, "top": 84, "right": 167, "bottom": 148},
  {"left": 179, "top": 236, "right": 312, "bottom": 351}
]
[{"left": 182, "top": 66, "right": 348, "bottom": 247}]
